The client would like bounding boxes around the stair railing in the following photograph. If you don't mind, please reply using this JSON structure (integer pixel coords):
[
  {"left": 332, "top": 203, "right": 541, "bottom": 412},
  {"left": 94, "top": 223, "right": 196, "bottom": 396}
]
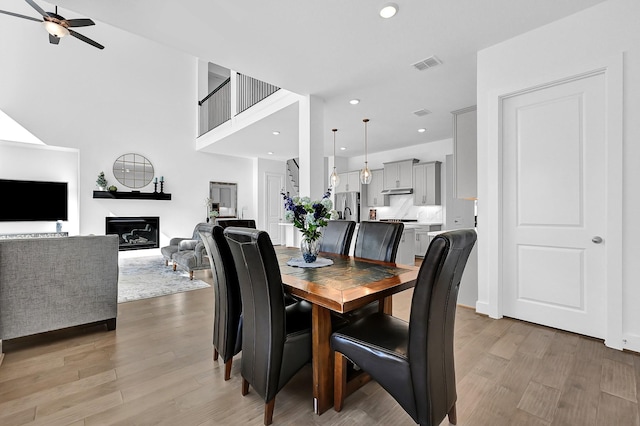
[
  {"left": 198, "top": 77, "right": 231, "bottom": 136},
  {"left": 236, "top": 73, "right": 280, "bottom": 115},
  {"left": 286, "top": 158, "right": 299, "bottom": 197}
]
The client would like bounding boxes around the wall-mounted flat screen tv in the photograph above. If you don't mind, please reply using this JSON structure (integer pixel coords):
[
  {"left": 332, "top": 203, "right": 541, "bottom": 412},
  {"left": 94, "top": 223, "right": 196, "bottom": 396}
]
[{"left": 0, "top": 179, "right": 68, "bottom": 221}]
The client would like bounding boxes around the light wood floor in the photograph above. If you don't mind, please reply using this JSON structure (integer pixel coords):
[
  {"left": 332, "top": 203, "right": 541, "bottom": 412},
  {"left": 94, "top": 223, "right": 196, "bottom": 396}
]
[{"left": 1, "top": 266, "right": 639, "bottom": 426}]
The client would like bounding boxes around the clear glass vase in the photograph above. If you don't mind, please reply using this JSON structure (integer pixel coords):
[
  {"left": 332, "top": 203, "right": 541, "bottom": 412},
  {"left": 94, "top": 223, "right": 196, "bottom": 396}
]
[{"left": 300, "top": 236, "right": 321, "bottom": 263}]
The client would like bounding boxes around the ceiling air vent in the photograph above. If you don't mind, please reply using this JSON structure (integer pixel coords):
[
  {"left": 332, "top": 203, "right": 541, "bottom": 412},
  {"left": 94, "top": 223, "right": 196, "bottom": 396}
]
[
  {"left": 412, "top": 55, "right": 442, "bottom": 71},
  {"left": 413, "top": 109, "right": 431, "bottom": 117}
]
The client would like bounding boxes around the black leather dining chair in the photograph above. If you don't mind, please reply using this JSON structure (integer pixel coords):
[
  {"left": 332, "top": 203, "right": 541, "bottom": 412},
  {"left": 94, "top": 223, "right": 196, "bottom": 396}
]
[
  {"left": 330, "top": 229, "right": 477, "bottom": 426},
  {"left": 215, "top": 219, "right": 257, "bottom": 229},
  {"left": 344, "top": 221, "right": 405, "bottom": 320},
  {"left": 319, "top": 220, "right": 356, "bottom": 255},
  {"left": 224, "top": 227, "right": 313, "bottom": 425},
  {"left": 353, "top": 220, "right": 404, "bottom": 262},
  {"left": 199, "top": 226, "right": 242, "bottom": 381}
]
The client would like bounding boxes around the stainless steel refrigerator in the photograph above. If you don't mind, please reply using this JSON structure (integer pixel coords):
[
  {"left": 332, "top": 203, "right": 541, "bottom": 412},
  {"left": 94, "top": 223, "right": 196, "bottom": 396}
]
[{"left": 334, "top": 192, "right": 360, "bottom": 222}]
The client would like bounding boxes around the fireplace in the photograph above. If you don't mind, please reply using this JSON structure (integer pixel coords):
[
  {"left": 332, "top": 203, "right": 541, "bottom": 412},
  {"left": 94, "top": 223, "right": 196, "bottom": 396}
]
[{"left": 105, "top": 216, "right": 160, "bottom": 251}]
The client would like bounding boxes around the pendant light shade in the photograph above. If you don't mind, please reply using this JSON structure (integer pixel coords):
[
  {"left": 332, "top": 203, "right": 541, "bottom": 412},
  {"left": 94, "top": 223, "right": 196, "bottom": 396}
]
[
  {"left": 329, "top": 128, "right": 340, "bottom": 188},
  {"left": 360, "top": 119, "right": 372, "bottom": 184}
]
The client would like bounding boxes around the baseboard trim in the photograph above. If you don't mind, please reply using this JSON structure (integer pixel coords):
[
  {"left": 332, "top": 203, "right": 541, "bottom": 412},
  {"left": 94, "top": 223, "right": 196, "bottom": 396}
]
[
  {"left": 621, "top": 333, "right": 640, "bottom": 354},
  {"left": 475, "top": 301, "right": 490, "bottom": 315}
]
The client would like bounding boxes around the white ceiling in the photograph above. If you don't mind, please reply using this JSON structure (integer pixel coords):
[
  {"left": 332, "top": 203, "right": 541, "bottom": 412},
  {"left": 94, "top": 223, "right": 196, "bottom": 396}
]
[{"left": 31, "top": 1, "right": 607, "bottom": 160}]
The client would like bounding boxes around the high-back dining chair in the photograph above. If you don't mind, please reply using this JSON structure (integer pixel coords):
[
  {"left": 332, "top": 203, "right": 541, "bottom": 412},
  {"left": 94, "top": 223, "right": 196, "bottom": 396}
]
[
  {"left": 330, "top": 229, "right": 477, "bottom": 425},
  {"left": 215, "top": 219, "right": 257, "bottom": 229},
  {"left": 199, "top": 226, "right": 243, "bottom": 381},
  {"left": 224, "top": 227, "right": 313, "bottom": 425},
  {"left": 319, "top": 220, "right": 356, "bottom": 255},
  {"left": 345, "top": 221, "right": 405, "bottom": 320},
  {"left": 353, "top": 221, "right": 404, "bottom": 262}
]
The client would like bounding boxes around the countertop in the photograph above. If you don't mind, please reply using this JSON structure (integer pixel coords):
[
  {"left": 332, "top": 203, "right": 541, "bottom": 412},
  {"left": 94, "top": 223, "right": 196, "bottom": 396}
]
[
  {"left": 402, "top": 222, "right": 442, "bottom": 229},
  {"left": 428, "top": 228, "right": 477, "bottom": 237}
]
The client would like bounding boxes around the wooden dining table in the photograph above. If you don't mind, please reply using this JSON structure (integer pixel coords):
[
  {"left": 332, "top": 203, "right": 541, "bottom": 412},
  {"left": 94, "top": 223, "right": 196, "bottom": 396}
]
[{"left": 275, "top": 246, "right": 420, "bottom": 415}]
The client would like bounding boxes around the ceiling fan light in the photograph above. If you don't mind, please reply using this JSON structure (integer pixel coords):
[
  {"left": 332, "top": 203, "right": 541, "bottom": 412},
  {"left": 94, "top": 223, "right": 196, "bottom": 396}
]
[{"left": 43, "top": 21, "right": 69, "bottom": 38}]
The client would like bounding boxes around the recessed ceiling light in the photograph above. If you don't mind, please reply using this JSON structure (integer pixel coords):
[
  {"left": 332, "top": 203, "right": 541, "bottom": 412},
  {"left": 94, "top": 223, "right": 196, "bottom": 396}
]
[
  {"left": 379, "top": 3, "right": 398, "bottom": 18},
  {"left": 267, "top": 151, "right": 274, "bottom": 155},
  {"left": 340, "top": 147, "right": 347, "bottom": 151},
  {"left": 349, "top": 99, "right": 360, "bottom": 105},
  {"left": 272, "top": 131, "right": 280, "bottom": 135},
  {"left": 418, "top": 128, "right": 426, "bottom": 133}
]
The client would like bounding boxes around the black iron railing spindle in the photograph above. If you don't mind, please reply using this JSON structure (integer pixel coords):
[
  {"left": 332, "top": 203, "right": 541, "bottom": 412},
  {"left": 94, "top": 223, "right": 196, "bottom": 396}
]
[{"left": 197, "top": 73, "right": 280, "bottom": 137}]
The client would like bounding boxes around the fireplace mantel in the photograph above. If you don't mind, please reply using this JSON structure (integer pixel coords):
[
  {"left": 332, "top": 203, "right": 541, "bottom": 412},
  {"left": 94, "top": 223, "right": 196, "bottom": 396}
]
[{"left": 93, "top": 191, "right": 171, "bottom": 200}]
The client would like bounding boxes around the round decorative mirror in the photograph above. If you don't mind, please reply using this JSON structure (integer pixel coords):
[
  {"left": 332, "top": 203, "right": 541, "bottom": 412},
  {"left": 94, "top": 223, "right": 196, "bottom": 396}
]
[{"left": 113, "top": 153, "right": 154, "bottom": 189}]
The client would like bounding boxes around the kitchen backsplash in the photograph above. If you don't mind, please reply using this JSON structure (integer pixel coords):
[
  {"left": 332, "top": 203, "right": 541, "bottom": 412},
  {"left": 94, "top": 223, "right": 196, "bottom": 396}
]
[{"left": 368, "top": 194, "right": 443, "bottom": 223}]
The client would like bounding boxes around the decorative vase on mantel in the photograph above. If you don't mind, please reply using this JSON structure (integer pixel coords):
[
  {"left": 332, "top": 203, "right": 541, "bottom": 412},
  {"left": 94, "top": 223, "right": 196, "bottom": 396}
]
[{"left": 300, "top": 235, "right": 322, "bottom": 263}]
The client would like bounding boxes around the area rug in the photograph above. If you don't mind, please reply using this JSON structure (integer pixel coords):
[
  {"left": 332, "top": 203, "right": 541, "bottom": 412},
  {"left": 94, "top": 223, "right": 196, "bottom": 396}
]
[{"left": 118, "top": 255, "right": 210, "bottom": 303}]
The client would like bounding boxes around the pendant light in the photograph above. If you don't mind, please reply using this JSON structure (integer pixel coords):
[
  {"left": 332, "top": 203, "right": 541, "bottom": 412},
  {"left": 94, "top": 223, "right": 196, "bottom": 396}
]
[
  {"left": 329, "top": 128, "right": 340, "bottom": 188},
  {"left": 359, "top": 119, "right": 372, "bottom": 184}
]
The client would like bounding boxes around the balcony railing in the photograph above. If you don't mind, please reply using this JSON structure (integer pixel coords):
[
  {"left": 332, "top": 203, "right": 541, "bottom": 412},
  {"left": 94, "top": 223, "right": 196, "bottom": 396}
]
[
  {"left": 236, "top": 73, "right": 280, "bottom": 115},
  {"left": 198, "top": 73, "right": 280, "bottom": 137},
  {"left": 198, "top": 77, "right": 231, "bottom": 136}
]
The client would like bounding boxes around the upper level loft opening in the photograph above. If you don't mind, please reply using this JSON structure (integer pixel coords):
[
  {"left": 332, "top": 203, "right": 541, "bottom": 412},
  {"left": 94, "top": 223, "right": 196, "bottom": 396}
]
[{"left": 198, "top": 62, "right": 280, "bottom": 137}]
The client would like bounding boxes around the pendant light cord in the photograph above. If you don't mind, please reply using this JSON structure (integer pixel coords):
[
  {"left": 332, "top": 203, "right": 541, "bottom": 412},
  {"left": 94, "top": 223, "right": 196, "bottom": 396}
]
[
  {"left": 332, "top": 128, "right": 337, "bottom": 158},
  {"left": 363, "top": 118, "right": 369, "bottom": 165}
]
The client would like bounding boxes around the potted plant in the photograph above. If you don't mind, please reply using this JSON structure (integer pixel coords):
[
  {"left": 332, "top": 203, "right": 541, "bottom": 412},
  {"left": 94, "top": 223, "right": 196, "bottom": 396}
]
[{"left": 96, "top": 172, "right": 108, "bottom": 191}]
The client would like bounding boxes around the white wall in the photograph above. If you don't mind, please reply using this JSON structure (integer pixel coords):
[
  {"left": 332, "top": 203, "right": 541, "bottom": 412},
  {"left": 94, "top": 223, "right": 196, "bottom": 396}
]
[
  {"left": 0, "top": 140, "right": 80, "bottom": 235},
  {"left": 477, "top": 0, "right": 640, "bottom": 350},
  {"left": 0, "top": 12, "right": 256, "bottom": 248}
]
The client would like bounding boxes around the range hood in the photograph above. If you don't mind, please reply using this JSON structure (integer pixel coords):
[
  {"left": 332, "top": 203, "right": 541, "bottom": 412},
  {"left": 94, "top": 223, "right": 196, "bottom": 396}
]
[{"left": 380, "top": 188, "right": 413, "bottom": 195}]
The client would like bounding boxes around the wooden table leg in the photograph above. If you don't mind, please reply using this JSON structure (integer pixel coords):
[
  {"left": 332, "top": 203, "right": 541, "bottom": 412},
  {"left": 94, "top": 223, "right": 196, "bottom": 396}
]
[
  {"left": 311, "top": 304, "right": 333, "bottom": 415},
  {"left": 380, "top": 295, "right": 393, "bottom": 315}
]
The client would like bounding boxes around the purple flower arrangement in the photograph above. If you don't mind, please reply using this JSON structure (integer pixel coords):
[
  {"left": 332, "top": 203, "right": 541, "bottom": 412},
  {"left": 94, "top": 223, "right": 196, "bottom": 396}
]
[{"left": 281, "top": 189, "right": 333, "bottom": 241}]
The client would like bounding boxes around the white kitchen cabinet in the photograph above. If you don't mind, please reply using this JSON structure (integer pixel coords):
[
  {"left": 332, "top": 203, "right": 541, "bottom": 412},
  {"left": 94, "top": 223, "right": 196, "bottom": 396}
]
[
  {"left": 366, "top": 169, "right": 389, "bottom": 207},
  {"left": 413, "top": 161, "right": 441, "bottom": 206},
  {"left": 335, "top": 171, "right": 360, "bottom": 193},
  {"left": 334, "top": 173, "right": 347, "bottom": 193},
  {"left": 444, "top": 155, "right": 475, "bottom": 229},
  {"left": 415, "top": 231, "right": 430, "bottom": 257},
  {"left": 414, "top": 224, "right": 443, "bottom": 258},
  {"left": 383, "top": 159, "right": 418, "bottom": 190},
  {"left": 396, "top": 228, "right": 416, "bottom": 266},
  {"left": 452, "top": 106, "right": 477, "bottom": 199}
]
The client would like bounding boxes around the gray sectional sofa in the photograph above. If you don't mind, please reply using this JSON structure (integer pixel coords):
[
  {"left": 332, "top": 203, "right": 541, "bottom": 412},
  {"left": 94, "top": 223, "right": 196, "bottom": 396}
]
[{"left": 0, "top": 235, "right": 119, "bottom": 361}]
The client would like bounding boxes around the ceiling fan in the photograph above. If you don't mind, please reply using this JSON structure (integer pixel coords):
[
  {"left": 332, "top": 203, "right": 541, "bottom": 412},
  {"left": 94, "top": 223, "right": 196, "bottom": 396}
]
[{"left": 0, "top": 0, "right": 104, "bottom": 49}]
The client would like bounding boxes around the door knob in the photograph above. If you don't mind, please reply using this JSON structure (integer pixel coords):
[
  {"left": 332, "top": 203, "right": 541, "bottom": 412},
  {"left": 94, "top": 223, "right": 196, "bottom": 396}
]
[{"left": 592, "top": 236, "right": 603, "bottom": 244}]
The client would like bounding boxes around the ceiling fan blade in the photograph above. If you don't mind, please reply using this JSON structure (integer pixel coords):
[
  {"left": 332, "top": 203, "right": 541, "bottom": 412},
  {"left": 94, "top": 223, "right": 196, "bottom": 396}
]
[
  {"left": 49, "top": 34, "right": 60, "bottom": 44},
  {"left": 25, "top": 0, "right": 47, "bottom": 18},
  {"left": 64, "top": 18, "right": 95, "bottom": 28},
  {"left": 68, "top": 29, "right": 104, "bottom": 50},
  {"left": 0, "top": 9, "right": 42, "bottom": 22}
]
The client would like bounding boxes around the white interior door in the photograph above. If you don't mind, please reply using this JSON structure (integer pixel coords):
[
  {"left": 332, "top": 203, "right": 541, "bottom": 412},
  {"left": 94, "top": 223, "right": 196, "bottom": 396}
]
[
  {"left": 265, "top": 173, "right": 284, "bottom": 245},
  {"left": 502, "top": 72, "right": 606, "bottom": 338}
]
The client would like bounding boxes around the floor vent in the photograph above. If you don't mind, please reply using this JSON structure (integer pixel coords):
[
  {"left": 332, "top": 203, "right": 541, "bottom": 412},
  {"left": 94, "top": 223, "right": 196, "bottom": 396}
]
[{"left": 412, "top": 55, "right": 442, "bottom": 71}]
